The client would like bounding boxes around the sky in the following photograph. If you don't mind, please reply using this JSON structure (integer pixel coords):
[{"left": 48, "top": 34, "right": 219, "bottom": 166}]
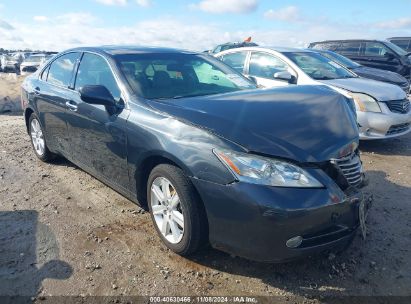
[{"left": 0, "top": 0, "right": 411, "bottom": 51}]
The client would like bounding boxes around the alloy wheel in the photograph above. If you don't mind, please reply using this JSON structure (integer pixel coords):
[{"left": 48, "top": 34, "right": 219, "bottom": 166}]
[
  {"left": 150, "top": 177, "right": 184, "bottom": 244},
  {"left": 30, "top": 118, "right": 45, "bottom": 156}
]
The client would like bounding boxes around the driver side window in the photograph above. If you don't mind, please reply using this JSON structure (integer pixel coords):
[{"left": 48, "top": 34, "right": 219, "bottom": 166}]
[
  {"left": 364, "top": 42, "right": 393, "bottom": 57},
  {"left": 75, "top": 53, "right": 121, "bottom": 100},
  {"left": 249, "top": 52, "right": 289, "bottom": 79}
]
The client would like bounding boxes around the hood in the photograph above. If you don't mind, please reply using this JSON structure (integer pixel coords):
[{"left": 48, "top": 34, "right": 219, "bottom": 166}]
[
  {"left": 21, "top": 61, "right": 41, "bottom": 67},
  {"left": 146, "top": 86, "right": 359, "bottom": 163},
  {"left": 320, "top": 77, "right": 407, "bottom": 101},
  {"left": 352, "top": 66, "right": 408, "bottom": 85}
]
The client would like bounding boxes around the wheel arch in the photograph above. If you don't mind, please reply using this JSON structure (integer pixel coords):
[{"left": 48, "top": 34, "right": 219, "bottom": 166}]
[
  {"left": 24, "top": 107, "right": 35, "bottom": 133},
  {"left": 134, "top": 151, "right": 197, "bottom": 209}
]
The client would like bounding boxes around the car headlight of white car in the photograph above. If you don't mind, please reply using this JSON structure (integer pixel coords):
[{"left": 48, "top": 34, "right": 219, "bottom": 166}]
[
  {"left": 214, "top": 149, "right": 323, "bottom": 188},
  {"left": 349, "top": 93, "right": 381, "bottom": 113}
]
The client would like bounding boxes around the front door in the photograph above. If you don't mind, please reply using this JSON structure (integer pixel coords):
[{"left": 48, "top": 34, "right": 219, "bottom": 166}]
[
  {"left": 66, "top": 52, "right": 130, "bottom": 191},
  {"left": 246, "top": 52, "right": 294, "bottom": 88},
  {"left": 361, "top": 42, "right": 401, "bottom": 73}
]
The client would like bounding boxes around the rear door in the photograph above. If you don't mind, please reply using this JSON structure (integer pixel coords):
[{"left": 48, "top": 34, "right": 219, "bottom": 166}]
[
  {"left": 246, "top": 52, "right": 295, "bottom": 88},
  {"left": 361, "top": 41, "right": 402, "bottom": 73},
  {"left": 66, "top": 52, "right": 130, "bottom": 190},
  {"left": 34, "top": 52, "right": 80, "bottom": 156}
]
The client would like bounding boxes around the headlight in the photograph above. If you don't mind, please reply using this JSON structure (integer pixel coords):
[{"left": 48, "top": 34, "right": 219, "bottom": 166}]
[
  {"left": 349, "top": 93, "right": 381, "bottom": 113},
  {"left": 214, "top": 149, "right": 323, "bottom": 188}
]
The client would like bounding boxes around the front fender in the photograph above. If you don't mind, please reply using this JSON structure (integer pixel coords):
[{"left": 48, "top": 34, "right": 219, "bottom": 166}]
[{"left": 125, "top": 104, "right": 239, "bottom": 199}]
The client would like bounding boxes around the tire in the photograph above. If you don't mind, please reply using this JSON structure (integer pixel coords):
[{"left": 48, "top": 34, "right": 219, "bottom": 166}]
[
  {"left": 147, "top": 164, "right": 207, "bottom": 256},
  {"left": 28, "top": 113, "right": 55, "bottom": 162}
]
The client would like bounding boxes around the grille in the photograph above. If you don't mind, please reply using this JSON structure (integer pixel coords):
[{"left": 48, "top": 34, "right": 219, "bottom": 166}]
[
  {"left": 22, "top": 66, "right": 38, "bottom": 72},
  {"left": 386, "top": 99, "right": 410, "bottom": 114},
  {"left": 386, "top": 123, "right": 410, "bottom": 136},
  {"left": 331, "top": 153, "right": 363, "bottom": 187}
]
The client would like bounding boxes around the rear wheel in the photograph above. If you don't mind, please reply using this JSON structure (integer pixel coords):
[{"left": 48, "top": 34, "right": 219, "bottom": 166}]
[
  {"left": 29, "top": 113, "right": 54, "bottom": 162},
  {"left": 147, "top": 164, "right": 207, "bottom": 256}
]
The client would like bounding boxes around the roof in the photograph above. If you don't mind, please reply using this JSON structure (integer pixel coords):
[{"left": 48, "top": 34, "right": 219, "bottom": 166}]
[
  {"left": 229, "top": 46, "right": 311, "bottom": 53},
  {"left": 64, "top": 46, "right": 197, "bottom": 56},
  {"left": 262, "top": 46, "right": 311, "bottom": 53},
  {"left": 215, "top": 46, "right": 314, "bottom": 55},
  {"left": 310, "top": 39, "right": 385, "bottom": 44},
  {"left": 388, "top": 37, "right": 411, "bottom": 40}
]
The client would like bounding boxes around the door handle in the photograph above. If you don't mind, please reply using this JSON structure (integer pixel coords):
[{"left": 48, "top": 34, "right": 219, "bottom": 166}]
[
  {"left": 65, "top": 101, "right": 78, "bottom": 111},
  {"left": 34, "top": 87, "right": 40, "bottom": 95}
]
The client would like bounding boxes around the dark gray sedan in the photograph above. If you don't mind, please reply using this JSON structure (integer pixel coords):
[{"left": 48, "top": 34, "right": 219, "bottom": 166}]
[{"left": 21, "top": 46, "right": 366, "bottom": 262}]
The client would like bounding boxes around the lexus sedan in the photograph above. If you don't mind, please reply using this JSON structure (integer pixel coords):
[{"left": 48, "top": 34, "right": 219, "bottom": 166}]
[
  {"left": 216, "top": 47, "right": 411, "bottom": 140},
  {"left": 22, "top": 46, "right": 366, "bottom": 262}
]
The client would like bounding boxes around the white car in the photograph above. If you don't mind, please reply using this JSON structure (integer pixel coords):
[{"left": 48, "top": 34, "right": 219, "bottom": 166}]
[
  {"left": 215, "top": 47, "right": 411, "bottom": 140},
  {"left": 20, "top": 54, "right": 50, "bottom": 75},
  {"left": 0, "top": 53, "right": 22, "bottom": 72}
]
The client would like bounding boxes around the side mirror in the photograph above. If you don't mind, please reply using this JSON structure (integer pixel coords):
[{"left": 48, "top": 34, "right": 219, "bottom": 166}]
[
  {"left": 79, "top": 85, "right": 116, "bottom": 107},
  {"left": 246, "top": 75, "right": 264, "bottom": 88},
  {"left": 273, "top": 71, "right": 296, "bottom": 84},
  {"left": 247, "top": 75, "right": 258, "bottom": 84}
]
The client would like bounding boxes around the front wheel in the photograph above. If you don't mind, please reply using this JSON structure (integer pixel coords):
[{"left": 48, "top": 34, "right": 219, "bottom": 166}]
[
  {"left": 147, "top": 164, "right": 207, "bottom": 256},
  {"left": 29, "top": 113, "right": 54, "bottom": 162}
]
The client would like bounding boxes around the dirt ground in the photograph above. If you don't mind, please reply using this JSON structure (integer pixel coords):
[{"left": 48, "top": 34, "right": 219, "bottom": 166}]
[{"left": 0, "top": 76, "right": 410, "bottom": 303}]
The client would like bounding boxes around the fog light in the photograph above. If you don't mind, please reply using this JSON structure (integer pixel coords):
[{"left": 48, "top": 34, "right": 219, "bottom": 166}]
[{"left": 286, "top": 236, "right": 303, "bottom": 248}]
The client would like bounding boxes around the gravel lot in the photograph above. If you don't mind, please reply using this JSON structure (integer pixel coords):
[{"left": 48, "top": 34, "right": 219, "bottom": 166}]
[{"left": 0, "top": 77, "right": 410, "bottom": 303}]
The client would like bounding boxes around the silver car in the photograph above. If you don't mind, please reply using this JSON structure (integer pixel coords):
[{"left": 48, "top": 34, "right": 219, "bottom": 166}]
[
  {"left": 20, "top": 53, "right": 52, "bottom": 75},
  {"left": 215, "top": 47, "right": 411, "bottom": 140}
]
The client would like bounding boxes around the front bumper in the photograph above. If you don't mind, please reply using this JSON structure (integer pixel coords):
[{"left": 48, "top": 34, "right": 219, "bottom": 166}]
[
  {"left": 357, "top": 102, "right": 411, "bottom": 140},
  {"left": 191, "top": 172, "right": 365, "bottom": 263},
  {"left": 20, "top": 65, "right": 39, "bottom": 74},
  {"left": 2, "top": 63, "right": 18, "bottom": 71}
]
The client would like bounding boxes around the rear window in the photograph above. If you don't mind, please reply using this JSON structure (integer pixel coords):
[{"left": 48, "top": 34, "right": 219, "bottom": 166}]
[
  {"left": 218, "top": 51, "right": 248, "bottom": 73},
  {"left": 47, "top": 53, "right": 79, "bottom": 87},
  {"left": 311, "top": 42, "right": 341, "bottom": 51},
  {"left": 337, "top": 42, "right": 362, "bottom": 55}
]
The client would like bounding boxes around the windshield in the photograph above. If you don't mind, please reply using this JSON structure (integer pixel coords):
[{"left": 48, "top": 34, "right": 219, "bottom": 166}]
[
  {"left": 318, "top": 51, "right": 360, "bottom": 69},
  {"left": 114, "top": 53, "right": 256, "bottom": 99},
  {"left": 284, "top": 52, "right": 357, "bottom": 80},
  {"left": 385, "top": 41, "right": 408, "bottom": 56}
]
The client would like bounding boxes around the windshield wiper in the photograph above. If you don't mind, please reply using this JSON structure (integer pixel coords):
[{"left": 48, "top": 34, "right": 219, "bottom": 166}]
[
  {"left": 341, "top": 75, "right": 356, "bottom": 78},
  {"left": 172, "top": 93, "right": 214, "bottom": 99}
]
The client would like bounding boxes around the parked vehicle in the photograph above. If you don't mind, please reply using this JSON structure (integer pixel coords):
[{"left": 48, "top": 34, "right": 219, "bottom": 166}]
[
  {"left": 22, "top": 46, "right": 366, "bottom": 262},
  {"left": 308, "top": 39, "right": 411, "bottom": 81},
  {"left": 388, "top": 37, "right": 411, "bottom": 52},
  {"left": 215, "top": 47, "right": 411, "bottom": 140},
  {"left": 0, "top": 53, "right": 23, "bottom": 72},
  {"left": 20, "top": 54, "right": 49, "bottom": 75},
  {"left": 313, "top": 49, "right": 410, "bottom": 93},
  {"left": 207, "top": 37, "right": 258, "bottom": 54}
]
